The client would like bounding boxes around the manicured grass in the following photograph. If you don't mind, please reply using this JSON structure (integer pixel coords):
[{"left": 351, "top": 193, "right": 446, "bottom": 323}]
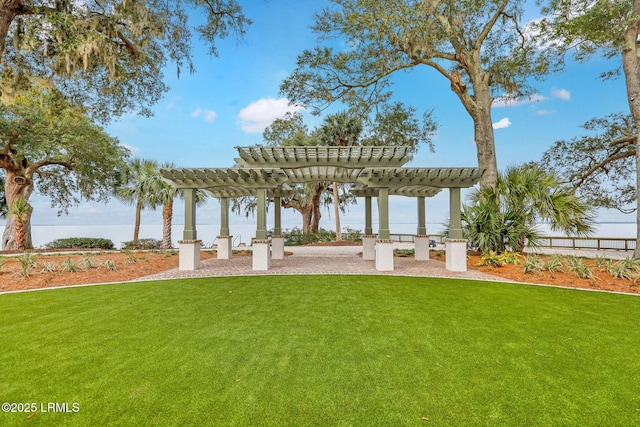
[{"left": 1, "top": 276, "right": 640, "bottom": 426}]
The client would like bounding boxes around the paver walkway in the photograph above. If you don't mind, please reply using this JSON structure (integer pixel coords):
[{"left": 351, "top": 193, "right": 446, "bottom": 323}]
[{"left": 136, "top": 244, "right": 506, "bottom": 282}]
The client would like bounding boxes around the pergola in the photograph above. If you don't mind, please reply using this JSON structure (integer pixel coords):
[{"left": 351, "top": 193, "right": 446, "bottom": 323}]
[{"left": 160, "top": 146, "right": 483, "bottom": 272}]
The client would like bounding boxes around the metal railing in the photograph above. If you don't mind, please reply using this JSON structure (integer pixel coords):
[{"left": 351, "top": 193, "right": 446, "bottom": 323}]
[
  {"left": 371, "top": 234, "right": 635, "bottom": 252},
  {"left": 534, "top": 236, "right": 635, "bottom": 251}
]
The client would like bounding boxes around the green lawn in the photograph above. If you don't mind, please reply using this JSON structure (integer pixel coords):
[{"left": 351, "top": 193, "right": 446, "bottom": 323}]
[{"left": 1, "top": 276, "right": 639, "bottom": 426}]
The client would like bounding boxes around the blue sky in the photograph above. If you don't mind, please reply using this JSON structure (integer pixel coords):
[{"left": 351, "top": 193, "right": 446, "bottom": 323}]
[{"left": 21, "top": 0, "right": 635, "bottom": 242}]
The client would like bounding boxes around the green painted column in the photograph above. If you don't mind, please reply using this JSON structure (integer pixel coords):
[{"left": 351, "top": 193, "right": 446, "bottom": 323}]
[
  {"left": 183, "top": 188, "right": 197, "bottom": 240},
  {"left": 417, "top": 196, "right": 426, "bottom": 235},
  {"left": 378, "top": 188, "right": 390, "bottom": 240},
  {"left": 256, "top": 188, "right": 268, "bottom": 240},
  {"left": 274, "top": 196, "right": 282, "bottom": 235},
  {"left": 365, "top": 196, "right": 373, "bottom": 235},
  {"left": 449, "top": 187, "right": 463, "bottom": 239},
  {"left": 220, "top": 197, "right": 230, "bottom": 236}
]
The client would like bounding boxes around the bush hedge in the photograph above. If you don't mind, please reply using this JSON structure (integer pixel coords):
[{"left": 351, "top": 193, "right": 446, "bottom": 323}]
[
  {"left": 121, "top": 238, "right": 163, "bottom": 250},
  {"left": 45, "top": 237, "right": 115, "bottom": 250}
]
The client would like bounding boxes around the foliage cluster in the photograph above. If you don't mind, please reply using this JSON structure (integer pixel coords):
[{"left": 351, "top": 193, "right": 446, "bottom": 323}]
[
  {"left": 475, "top": 250, "right": 521, "bottom": 268},
  {"left": 9, "top": 253, "right": 105, "bottom": 277},
  {"left": 45, "top": 237, "right": 115, "bottom": 250},
  {"left": 121, "top": 238, "right": 163, "bottom": 250},
  {"left": 519, "top": 254, "right": 640, "bottom": 282},
  {"left": 278, "top": 227, "right": 362, "bottom": 246},
  {"left": 463, "top": 165, "right": 594, "bottom": 253}
]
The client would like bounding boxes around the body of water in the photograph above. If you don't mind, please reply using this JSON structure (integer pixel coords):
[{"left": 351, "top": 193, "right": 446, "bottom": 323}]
[{"left": 15, "top": 221, "right": 639, "bottom": 249}]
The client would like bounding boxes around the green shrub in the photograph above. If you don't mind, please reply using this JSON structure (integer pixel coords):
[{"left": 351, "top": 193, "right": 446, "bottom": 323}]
[
  {"left": 565, "top": 257, "right": 596, "bottom": 280},
  {"left": 81, "top": 256, "right": 97, "bottom": 269},
  {"left": 104, "top": 260, "right": 117, "bottom": 271},
  {"left": 501, "top": 251, "right": 521, "bottom": 265},
  {"left": 45, "top": 237, "right": 114, "bottom": 250},
  {"left": 40, "top": 261, "right": 56, "bottom": 273},
  {"left": 522, "top": 254, "right": 543, "bottom": 274},
  {"left": 476, "top": 251, "right": 504, "bottom": 268},
  {"left": 280, "top": 227, "right": 338, "bottom": 246},
  {"left": 17, "top": 254, "right": 37, "bottom": 277},
  {"left": 121, "top": 250, "right": 138, "bottom": 264},
  {"left": 605, "top": 261, "right": 633, "bottom": 280},
  {"left": 394, "top": 249, "right": 415, "bottom": 257},
  {"left": 594, "top": 255, "right": 610, "bottom": 268},
  {"left": 61, "top": 258, "right": 81, "bottom": 273},
  {"left": 121, "top": 238, "right": 162, "bottom": 250},
  {"left": 342, "top": 227, "right": 363, "bottom": 242},
  {"left": 543, "top": 254, "right": 564, "bottom": 272}
]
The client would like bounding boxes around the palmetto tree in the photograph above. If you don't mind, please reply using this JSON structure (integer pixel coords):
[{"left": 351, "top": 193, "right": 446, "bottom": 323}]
[
  {"left": 146, "top": 162, "right": 208, "bottom": 249},
  {"left": 9, "top": 198, "right": 32, "bottom": 251},
  {"left": 463, "top": 164, "right": 595, "bottom": 253},
  {"left": 116, "top": 158, "right": 160, "bottom": 246},
  {"left": 317, "top": 112, "right": 363, "bottom": 240}
]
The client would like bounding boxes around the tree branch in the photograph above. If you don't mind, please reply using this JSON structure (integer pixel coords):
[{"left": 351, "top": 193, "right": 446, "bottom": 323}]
[
  {"left": 609, "top": 134, "right": 636, "bottom": 147},
  {"left": 26, "top": 158, "right": 73, "bottom": 176},
  {"left": 572, "top": 150, "right": 635, "bottom": 190},
  {"left": 475, "top": 0, "right": 509, "bottom": 51}
]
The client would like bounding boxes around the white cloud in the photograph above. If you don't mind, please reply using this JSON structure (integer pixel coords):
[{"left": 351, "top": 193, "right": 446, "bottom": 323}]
[
  {"left": 551, "top": 88, "right": 571, "bottom": 101},
  {"left": 492, "top": 117, "right": 512, "bottom": 129},
  {"left": 238, "top": 97, "right": 304, "bottom": 133},
  {"left": 493, "top": 94, "right": 548, "bottom": 107},
  {"left": 191, "top": 108, "right": 217, "bottom": 123},
  {"left": 535, "top": 109, "right": 556, "bottom": 116},
  {"left": 203, "top": 110, "right": 217, "bottom": 123}
]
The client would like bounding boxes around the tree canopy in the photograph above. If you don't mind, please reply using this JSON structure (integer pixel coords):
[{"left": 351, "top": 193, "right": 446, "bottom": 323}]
[
  {"left": 540, "top": 113, "right": 637, "bottom": 213},
  {"left": 281, "top": 0, "right": 552, "bottom": 187},
  {"left": 0, "top": 84, "right": 129, "bottom": 249},
  {"left": 538, "top": 0, "right": 640, "bottom": 257},
  {"left": 0, "top": 0, "right": 251, "bottom": 121}
]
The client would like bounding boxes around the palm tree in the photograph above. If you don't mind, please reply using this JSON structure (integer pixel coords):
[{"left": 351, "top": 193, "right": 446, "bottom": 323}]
[
  {"left": 317, "top": 112, "right": 363, "bottom": 240},
  {"left": 116, "top": 158, "right": 160, "bottom": 247},
  {"left": 464, "top": 164, "right": 595, "bottom": 253},
  {"left": 9, "top": 198, "right": 32, "bottom": 251},
  {"left": 145, "top": 162, "right": 208, "bottom": 249}
]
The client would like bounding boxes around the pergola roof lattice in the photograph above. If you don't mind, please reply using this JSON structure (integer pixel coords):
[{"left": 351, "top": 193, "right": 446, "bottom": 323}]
[{"left": 160, "top": 146, "right": 484, "bottom": 198}]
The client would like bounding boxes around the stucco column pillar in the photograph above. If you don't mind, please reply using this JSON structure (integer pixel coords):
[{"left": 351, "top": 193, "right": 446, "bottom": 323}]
[
  {"left": 362, "top": 195, "right": 376, "bottom": 260},
  {"left": 446, "top": 187, "right": 467, "bottom": 272},
  {"left": 253, "top": 188, "right": 270, "bottom": 270},
  {"left": 179, "top": 188, "right": 200, "bottom": 271},
  {"left": 415, "top": 196, "right": 429, "bottom": 261},
  {"left": 365, "top": 196, "right": 373, "bottom": 236},
  {"left": 217, "top": 197, "right": 232, "bottom": 260},
  {"left": 272, "top": 196, "right": 285, "bottom": 260},
  {"left": 376, "top": 188, "right": 393, "bottom": 271}
]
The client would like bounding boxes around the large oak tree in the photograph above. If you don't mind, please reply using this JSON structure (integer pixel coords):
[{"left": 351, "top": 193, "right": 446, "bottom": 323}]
[
  {"left": 0, "top": 85, "right": 129, "bottom": 250},
  {"left": 0, "top": 0, "right": 250, "bottom": 120},
  {"left": 280, "top": 0, "right": 551, "bottom": 188},
  {"left": 539, "top": 0, "right": 640, "bottom": 258}
]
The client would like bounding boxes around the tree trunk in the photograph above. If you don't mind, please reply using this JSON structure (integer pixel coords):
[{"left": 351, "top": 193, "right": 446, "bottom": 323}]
[
  {"left": 472, "top": 87, "right": 498, "bottom": 189},
  {"left": 161, "top": 199, "right": 173, "bottom": 249},
  {"left": 2, "top": 169, "right": 34, "bottom": 250},
  {"left": 448, "top": 51, "right": 498, "bottom": 189},
  {"left": 333, "top": 182, "right": 341, "bottom": 240},
  {"left": 311, "top": 183, "right": 324, "bottom": 234},
  {"left": 133, "top": 198, "right": 143, "bottom": 245},
  {"left": 0, "top": 0, "right": 21, "bottom": 61},
  {"left": 15, "top": 218, "right": 25, "bottom": 250},
  {"left": 621, "top": 4, "right": 640, "bottom": 259}
]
